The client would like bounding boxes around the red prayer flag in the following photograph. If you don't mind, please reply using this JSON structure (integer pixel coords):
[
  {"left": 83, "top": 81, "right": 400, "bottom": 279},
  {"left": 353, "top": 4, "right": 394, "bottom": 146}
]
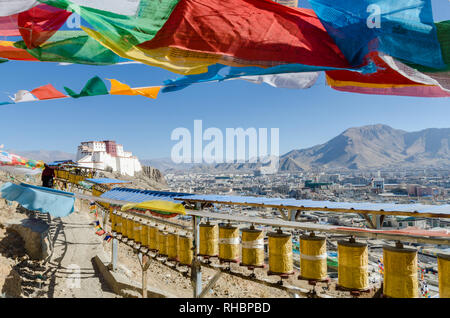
[
  {"left": 326, "top": 53, "right": 426, "bottom": 86},
  {"left": 30, "top": 84, "right": 67, "bottom": 100},
  {"left": 139, "top": 0, "right": 351, "bottom": 68},
  {"left": 18, "top": 4, "right": 72, "bottom": 49},
  {"left": 0, "top": 43, "right": 38, "bottom": 61}
]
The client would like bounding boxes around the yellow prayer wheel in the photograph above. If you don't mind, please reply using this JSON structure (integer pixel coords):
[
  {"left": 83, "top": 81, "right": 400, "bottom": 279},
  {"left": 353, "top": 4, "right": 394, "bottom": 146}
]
[
  {"left": 241, "top": 227, "right": 265, "bottom": 268},
  {"left": 337, "top": 239, "right": 369, "bottom": 290},
  {"left": 158, "top": 230, "right": 169, "bottom": 257},
  {"left": 168, "top": 232, "right": 179, "bottom": 262},
  {"left": 121, "top": 214, "right": 128, "bottom": 237},
  {"left": 299, "top": 233, "right": 327, "bottom": 281},
  {"left": 383, "top": 244, "right": 418, "bottom": 298},
  {"left": 438, "top": 253, "right": 450, "bottom": 298},
  {"left": 267, "top": 230, "right": 293, "bottom": 276},
  {"left": 140, "top": 221, "right": 149, "bottom": 248},
  {"left": 110, "top": 210, "right": 116, "bottom": 233},
  {"left": 126, "top": 215, "right": 134, "bottom": 241},
  {"left": 219, "top": 224, "right": 240, "bottom": 263},
  {"left": 111, "top": 210, "right": 120, "bottom": 233},
  {"left": 113, "top": 212, "right": 122, "bottom": 234},
  {"left": 133, "top": 218, "right": 142, "bottom": 244},
  {"left": 148, "top": 225, "right": 159, "bottom": 251},
  {"left": 199, "top": 222, "right": 218, "bottom": 258},
  {"left": 178, "top": 234, "right": 193, "bottom": 266}
]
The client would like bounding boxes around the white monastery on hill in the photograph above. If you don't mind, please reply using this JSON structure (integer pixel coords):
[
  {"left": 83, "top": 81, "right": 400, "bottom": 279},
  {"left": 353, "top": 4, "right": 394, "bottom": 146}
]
[{"left": 76, "top": 140, "right": 142, "bottom": 176}]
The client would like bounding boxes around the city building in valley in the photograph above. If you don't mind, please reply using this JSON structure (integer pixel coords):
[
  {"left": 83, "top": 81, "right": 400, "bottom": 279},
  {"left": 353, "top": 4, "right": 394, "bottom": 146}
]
[{"left": 76, "top": 140, "right": 142, "bottom": 176}]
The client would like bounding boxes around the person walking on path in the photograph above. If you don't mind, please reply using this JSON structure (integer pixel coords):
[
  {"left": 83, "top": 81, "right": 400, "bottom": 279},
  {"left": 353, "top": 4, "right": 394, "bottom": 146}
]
[{"left": 41, "top": 164, "right": 55, "bottom": 188}]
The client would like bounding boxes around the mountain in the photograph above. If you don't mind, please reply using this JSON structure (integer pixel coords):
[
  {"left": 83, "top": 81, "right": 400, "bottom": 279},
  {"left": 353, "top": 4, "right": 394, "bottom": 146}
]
[
  {"left": 5, "top": 150, "right": 76, "bottom": 163},
  {"left": 279, "top": 124, "right": 450, "bottom": 171},
  {"left": 144, "top": 124, "right": 450, "bottom": 173}
]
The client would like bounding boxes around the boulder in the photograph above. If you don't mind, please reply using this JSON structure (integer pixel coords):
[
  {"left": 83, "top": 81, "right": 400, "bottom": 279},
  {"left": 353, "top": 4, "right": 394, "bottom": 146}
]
[{"left": 6, "top": 218, "right": 51, "bottom": 260}]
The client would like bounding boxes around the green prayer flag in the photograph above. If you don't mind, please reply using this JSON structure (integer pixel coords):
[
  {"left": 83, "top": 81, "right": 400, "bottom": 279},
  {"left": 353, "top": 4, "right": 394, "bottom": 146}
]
[
  {"left": 39, "top": 0, "right": 180, "bottom": 49},
  {"left": 64, "top": 76, "right": 109, "bottom": 98},
  {"left": 14, "top": 34, "right": 119, "bottom": 65}
]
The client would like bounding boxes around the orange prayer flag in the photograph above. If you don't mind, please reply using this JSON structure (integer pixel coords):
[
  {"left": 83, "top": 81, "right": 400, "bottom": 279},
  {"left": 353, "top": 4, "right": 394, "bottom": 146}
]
[
  {"left": 0, "top": 41, "right": 38, "bottom": 61},
  {"left": 108, "top": 79, "right": 160, "bottom": 99}
]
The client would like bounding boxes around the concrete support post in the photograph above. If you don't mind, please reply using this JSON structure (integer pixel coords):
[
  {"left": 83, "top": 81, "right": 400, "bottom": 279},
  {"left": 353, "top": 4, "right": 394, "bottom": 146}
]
[
  {"left": 111, "top": 238, "right": 118, "bottom": 272},
  {"left": 192, "top": 202, "right": 202, "bottom": 298}
]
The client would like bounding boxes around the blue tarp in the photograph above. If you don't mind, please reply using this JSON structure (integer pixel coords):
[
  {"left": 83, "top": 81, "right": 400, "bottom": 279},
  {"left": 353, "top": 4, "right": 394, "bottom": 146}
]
[
  {"left": 101, "top": 187, "right": 193, "bottom": 204},
  {"left": 47, "top": 160, "right": 77, "bottom": 166},
  {"left": 84, "top": 178, "right": 131, "bottom": 185},
  {"left": 0, "top": 182, "right": 75, "bottom": 217},
  {"left": 308, "top": 0, "right": 445, "bottom": 68}
]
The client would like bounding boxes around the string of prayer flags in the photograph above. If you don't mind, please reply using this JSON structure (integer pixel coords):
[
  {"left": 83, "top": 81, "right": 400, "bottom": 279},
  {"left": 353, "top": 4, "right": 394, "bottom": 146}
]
[
  {"left": 0, "top": 150, "right": 44, "bottom": 169},
  {"left": 1, "top": 76, "right": 163, "bottom": 106}
]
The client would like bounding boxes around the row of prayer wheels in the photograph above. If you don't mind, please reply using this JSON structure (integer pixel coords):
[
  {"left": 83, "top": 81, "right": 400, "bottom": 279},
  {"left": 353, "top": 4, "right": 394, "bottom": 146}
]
[
  {"left": 110, "top": 211, "right": 193, "bottom": 266},
  {"left": 110, "top": 211, "right": 450, "bottom": 298}
]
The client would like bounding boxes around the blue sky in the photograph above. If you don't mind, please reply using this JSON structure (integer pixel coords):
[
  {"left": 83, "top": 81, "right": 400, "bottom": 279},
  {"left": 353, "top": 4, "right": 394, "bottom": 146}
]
[{"left": 0, "top": 0, "right": 449, "bottom": 160}]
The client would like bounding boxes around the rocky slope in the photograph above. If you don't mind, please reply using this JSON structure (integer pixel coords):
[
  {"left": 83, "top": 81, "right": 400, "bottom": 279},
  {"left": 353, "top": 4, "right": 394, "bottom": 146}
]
[{"left": 280, "top": 124, "right": 450, "bottom": 171}]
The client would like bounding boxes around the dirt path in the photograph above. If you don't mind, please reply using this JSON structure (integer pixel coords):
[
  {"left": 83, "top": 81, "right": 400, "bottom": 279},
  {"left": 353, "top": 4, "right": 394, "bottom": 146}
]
[{"left": 44, "top": 210, "right": 119, "bottom": 298}]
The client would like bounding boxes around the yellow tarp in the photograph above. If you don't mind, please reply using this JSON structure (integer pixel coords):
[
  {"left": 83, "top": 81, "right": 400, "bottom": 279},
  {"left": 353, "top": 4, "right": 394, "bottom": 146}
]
[
  {"left": 121, "top": 200, "right": 186, "bottom": 215},
  {"left": 108, "top": 79, "right": 161, "bottom": 99}
]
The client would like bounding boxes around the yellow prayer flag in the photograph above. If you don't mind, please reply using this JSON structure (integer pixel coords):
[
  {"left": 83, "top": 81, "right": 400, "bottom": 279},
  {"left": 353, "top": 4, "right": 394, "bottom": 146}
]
[
  {"left": 121, "top": 200, "right": 186, "bottom": 215},
  {"left": 325, "top": 74, "right": 430, "bottom": 89}
]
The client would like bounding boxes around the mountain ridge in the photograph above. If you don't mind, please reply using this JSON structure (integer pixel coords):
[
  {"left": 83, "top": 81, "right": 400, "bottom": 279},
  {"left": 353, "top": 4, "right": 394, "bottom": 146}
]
[{"left": 144, "top": 124, "right": 450, "bottom": 172}]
